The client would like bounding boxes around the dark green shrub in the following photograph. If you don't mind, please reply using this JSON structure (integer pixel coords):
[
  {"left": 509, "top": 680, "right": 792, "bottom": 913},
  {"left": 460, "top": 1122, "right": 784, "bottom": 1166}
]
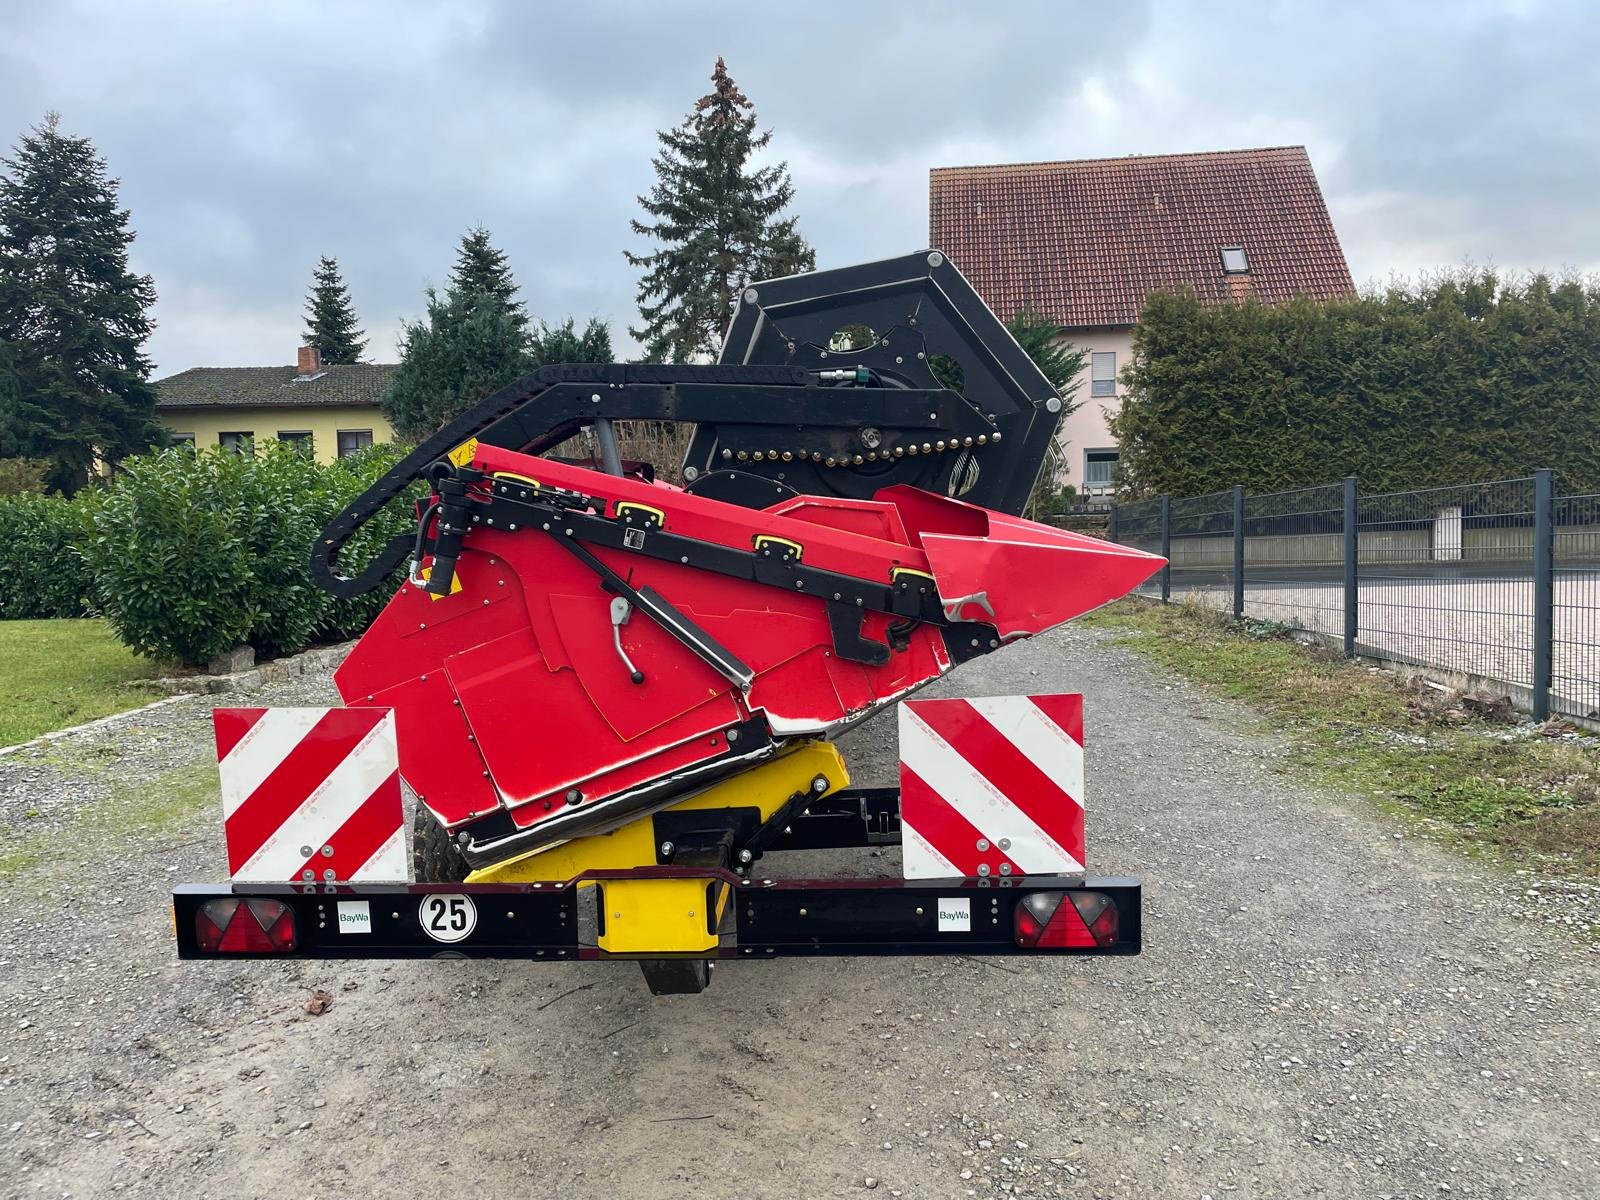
[
  {"left": 0, "top": 492, "right": 94, "bottom": 618},
  {"left": 77, "top": 450, "right": 258, "bottom": 664},
  {"left": 219, "top": 442, "right": 335, "bottom": 657},
  {"left": 78, "top": 443, "right": 420, "bottom": 665},
  {"left": 315, "top": 443, "right": 422, "bottom": 641},
  {"left": 1114, "top": 271, "right": 1600, "bottom": 497}
]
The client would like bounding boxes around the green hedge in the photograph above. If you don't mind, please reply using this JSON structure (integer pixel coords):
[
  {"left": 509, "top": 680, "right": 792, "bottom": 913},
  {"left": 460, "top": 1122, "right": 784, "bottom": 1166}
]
[
  {"left": 0, "top": 492, "right": 94, "bottom": 619},
  {"left": 316, "top": 443, "right": 421, "bottom": 643},
  {"left": 76, "top": 443, "right": 417, "bottom": 665},
  {"left": 1112, "top": 271, "right": 1600, "bottom": 497}
]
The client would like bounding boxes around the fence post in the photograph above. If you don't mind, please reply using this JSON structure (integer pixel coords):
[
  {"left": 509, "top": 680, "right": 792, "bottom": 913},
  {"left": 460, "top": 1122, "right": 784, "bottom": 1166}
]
[
  {"left": 1343, "top": 476, "right": 1358, "bottom": 658},
  {"left": 1231, "top": 484, "right": 1245, "bottom": 620},
  {"left": 1158, "top": 495, "right": 1172, "bottom": 603},
  {"left": 1107, "top": 501, "right": 1119, "bottom": 544},
  {"left": 1532, "top": 468, "right": 1554, "bottom": 722}
]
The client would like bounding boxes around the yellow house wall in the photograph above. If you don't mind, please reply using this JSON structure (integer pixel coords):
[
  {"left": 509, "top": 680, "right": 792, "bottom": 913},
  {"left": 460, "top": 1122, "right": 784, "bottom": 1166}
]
[{"left": 160, "top": 406, "right": 395, "bottom": 464}]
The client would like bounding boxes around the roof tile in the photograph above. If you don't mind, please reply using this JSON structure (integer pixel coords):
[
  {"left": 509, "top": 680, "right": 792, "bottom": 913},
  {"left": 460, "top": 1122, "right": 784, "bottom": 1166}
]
[
  {"left": 929, "top": 145, "right": 1354, "bottom": 327},
  {"left": 155, "top": 363, "right": 398, "bottom": 410}
]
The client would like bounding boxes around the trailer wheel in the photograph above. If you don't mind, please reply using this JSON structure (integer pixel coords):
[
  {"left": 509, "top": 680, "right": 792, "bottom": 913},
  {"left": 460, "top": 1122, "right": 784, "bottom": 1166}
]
[
  {"left": 639, "top": 958, "right": 712, "bottom": 995},
  {"left": 412, "top": 802, "right": 470, "bottom": 884}
]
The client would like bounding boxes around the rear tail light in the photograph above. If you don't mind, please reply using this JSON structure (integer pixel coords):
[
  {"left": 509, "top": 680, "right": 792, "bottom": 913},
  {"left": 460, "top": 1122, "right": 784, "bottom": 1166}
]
[
  {"left": 1014, "top": 890, "right": 1119, "bottom": 949},
  {"left": 195, "top": 898, "right": 297, "bottom": 953}
]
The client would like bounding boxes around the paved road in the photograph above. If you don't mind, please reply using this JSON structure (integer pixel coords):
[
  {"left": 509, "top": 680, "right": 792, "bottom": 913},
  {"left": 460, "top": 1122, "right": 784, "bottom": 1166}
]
[{"left": 2, "top": 623, "right": 1597, "bottom": 1199}]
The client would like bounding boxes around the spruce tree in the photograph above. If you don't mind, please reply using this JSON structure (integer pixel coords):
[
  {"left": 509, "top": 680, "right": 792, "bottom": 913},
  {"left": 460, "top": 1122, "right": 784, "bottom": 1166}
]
[
  {"left": 302, "top": 255, "right": 366, "bottom": 364},
  {"left": 0, "top": 337, "right": 19, "bottom": 457},
  {"left": 1007, "top": 306, "right": 1086, "bottom": 406},
  {"left": 528, "top": 316, "right": 613, "bottom": 367},
  {"left": 626, "top": 58, "right": 816, "bottom": 363},
  {"left": 0, "top": 113, "right": 160, "bottom": 494},
  {"left": 449, "top": 226, "right": 527, "bottom": 331},
  {"left": 382, "top": 288, "right": 529, "bottom": 440}
]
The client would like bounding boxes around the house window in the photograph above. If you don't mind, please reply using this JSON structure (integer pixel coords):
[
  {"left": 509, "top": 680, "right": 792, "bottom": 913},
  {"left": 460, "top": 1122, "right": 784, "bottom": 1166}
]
[
  {"left": 169, "top": 433, "right": 196, "bottom": 448},
  {"left": 278, "top": 430, "right": 314, "bottom": 455},
  {"left": 1091, "top": 351, "right": 1117, "bottom": 398},
  {"left": 1084, "top": 448, "right": 1118, "bottom": 487},
  {"left": 1220, "top": 245, "right": 1249, "bottom": 274},
  {"left": 337, "top": 429, "right": 374, "bottom": 458},
  {"left": 218, "top": 431, "right": 253, "bottom": 454}
]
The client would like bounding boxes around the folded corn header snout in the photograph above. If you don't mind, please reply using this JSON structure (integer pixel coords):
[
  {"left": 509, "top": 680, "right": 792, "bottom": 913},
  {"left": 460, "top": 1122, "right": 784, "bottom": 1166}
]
[{"left": 175, "top": 251, "right": 1163, "bottom": 992}]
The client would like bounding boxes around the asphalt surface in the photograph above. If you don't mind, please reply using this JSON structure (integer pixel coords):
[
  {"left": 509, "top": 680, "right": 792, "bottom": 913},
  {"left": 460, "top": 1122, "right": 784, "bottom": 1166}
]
[{"left": 2, "top": 621, "right": 1598, "bottom": 1199}]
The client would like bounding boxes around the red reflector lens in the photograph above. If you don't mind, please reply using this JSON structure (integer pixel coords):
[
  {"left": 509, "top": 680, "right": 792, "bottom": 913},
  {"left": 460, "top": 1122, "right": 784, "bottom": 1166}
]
[
  {"left": 1014, "top": 900, "right": 1048, "bottom": 945},
  {"left": 1014, "top": 891, "right": 1118, "bottom": 949},
  {"left": 1073, "top": 891, "right": 1119, "bottom": 948},
  {"left": 196, "top": 897, "right": 297, "bottom": 953}
]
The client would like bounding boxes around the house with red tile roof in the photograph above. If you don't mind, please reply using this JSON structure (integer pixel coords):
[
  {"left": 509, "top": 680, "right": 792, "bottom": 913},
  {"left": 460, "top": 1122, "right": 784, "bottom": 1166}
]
[{"left": 929, "top": 145, "right": 1353, "bottom": 498}]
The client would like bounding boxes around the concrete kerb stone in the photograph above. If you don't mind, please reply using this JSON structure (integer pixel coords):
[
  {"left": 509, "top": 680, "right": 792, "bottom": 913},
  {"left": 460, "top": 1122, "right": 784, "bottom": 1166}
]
[{"left": 149, "top": 640, "right": 356, "bottom": 696}]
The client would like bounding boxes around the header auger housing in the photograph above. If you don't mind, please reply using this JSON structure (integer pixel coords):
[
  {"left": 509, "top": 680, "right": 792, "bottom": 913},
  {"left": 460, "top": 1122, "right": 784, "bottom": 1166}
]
[{"left": 178, "top": 252, "right": 1163, "bottom": 994}]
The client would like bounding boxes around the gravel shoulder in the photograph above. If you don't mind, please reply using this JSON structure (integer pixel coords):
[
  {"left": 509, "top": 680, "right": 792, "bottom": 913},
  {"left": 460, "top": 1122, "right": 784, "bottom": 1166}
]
[{"left": 2, "top": 624, "right": 1598, "bottom": 1200}]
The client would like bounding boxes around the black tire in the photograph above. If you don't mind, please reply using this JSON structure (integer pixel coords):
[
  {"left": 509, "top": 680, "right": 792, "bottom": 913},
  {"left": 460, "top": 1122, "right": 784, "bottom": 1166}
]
[{"left": 412, "top": 801, "right": 470, "bottom": 883}]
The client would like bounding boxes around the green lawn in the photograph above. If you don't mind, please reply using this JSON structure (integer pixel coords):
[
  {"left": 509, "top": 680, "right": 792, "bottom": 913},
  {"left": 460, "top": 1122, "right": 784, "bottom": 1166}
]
[
  {"left": 0, "top": 620, "right": 167, "bottom": 746},
  {"left": 1082, "top": 599, "right": 1600, "bottom": 877}
]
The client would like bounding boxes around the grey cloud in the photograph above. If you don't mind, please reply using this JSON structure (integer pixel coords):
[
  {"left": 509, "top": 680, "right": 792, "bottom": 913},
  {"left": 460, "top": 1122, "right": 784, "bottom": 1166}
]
[{"left": 0, "top": 0, "right": 1595, "bottom": 374}]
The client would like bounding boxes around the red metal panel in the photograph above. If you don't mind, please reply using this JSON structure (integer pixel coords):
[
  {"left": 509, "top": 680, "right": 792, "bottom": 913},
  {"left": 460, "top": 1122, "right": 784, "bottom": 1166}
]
[
  {"left": 473, "top": 446, "right": 935, "bottom": 581},
  {"left": 766, "top": 495, "right": 911, "bottom": 543},
  {"left": 446, "top": 624, "right": 745, "bottom": 820},
  {"left": 358, "top": 671, "right": 498, "bottom": 829},
  {"left": 329, "top": 444, "right": 1158, "bottom": 855}
]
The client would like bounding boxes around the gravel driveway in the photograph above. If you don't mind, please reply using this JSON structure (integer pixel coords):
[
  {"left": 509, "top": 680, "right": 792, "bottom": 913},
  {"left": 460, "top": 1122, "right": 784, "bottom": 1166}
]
[{"left": 2, "top": 622, "right": 1597, "bottom": 1200}]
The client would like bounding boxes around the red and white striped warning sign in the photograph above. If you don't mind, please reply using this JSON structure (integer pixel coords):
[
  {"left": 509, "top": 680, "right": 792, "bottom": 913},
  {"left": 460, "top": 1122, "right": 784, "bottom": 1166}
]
[
  {"left": 898, "top": 694, "right": 1085, "bottom": 880},
  {"left": 213, "top": 707, "right": 406, "bottom": 883}
]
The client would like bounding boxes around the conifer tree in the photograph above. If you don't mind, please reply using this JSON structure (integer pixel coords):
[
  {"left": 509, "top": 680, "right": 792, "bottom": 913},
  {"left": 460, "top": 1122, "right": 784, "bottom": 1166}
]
[
  {"left": 0, "top": 113, "right": 160, "bottom": 494},
  {"left": 381, "top": 287, "right": 527, "bottom": 440},
  {"left": 383, "top": 228, "right": 615, "bottom": 437},
  {"left": 449, "top": 226, "right": 527, "bottom": 332},
  {"left": 528, "top": 316, "right": 613, "bottom": 368},
  {"left": 302, "top": 255, "right": 366, "bottom": 363},
  {"left": 626, "top": 58, "right": 815, "bottom": 363}
]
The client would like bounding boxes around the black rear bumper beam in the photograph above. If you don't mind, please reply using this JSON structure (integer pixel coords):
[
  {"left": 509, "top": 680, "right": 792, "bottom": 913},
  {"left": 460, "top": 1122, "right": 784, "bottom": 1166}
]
[{"left": 172, "top": 875, "right": 1141, "bottom": 961}]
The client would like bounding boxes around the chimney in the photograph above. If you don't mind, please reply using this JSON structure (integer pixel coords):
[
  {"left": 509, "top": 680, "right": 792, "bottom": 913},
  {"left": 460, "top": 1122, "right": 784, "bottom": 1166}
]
[{"left": 297, "top": 345, "right": 322, "bottom": 377}]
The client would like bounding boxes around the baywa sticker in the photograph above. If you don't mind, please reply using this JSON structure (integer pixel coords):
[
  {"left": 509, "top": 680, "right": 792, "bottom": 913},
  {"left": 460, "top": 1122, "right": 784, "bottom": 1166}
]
[
  {"left": 336, "top": 901, "right": 372, "bottom": 934},
  {"left": 937, "top": 897, "right": 971, "bottom": 932}
]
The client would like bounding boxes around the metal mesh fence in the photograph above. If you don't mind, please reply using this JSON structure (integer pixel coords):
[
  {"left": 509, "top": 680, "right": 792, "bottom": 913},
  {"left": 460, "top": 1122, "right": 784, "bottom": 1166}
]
[
  {"left": 1169, "top": 490, "right": 1235, "bottom": 608},
  {"left": 1110, "top": 471, "right": 1599, "bottom": 724},
  {"left": 1112, "top": 498, "right": 1163, "bottom": 598},
  {"left": 1238, "top": 483, "right": 1345, "bottom": 638},
  {"left": 1355, "top": 477, "right": 1537, "bottom": 692},
  {"left": 1554, "top": 491, "right": 1600, "bottom": 720}
]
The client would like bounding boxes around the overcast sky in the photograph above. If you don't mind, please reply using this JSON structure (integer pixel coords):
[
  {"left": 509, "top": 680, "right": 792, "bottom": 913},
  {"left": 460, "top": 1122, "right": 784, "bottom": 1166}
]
[{"left": 3, "top": 0, "right": 1597, "bottom": 374}]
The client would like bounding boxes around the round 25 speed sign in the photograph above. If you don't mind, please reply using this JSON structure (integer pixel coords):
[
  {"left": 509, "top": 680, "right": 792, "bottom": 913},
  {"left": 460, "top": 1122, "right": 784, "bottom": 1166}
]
[{"left": 419, "top": 893, "right": 477, "bottom": 943}]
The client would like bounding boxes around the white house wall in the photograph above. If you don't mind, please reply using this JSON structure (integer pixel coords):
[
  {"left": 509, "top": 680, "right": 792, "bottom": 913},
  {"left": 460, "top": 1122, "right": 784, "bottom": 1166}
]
[{"left": 1052, "top": 325, "right": 1134, "bottom": 495}]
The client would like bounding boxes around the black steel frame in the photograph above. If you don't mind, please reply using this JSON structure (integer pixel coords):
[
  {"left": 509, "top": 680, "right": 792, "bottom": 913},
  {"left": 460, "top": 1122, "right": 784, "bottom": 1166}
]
[
  {"left": 173, "top": 786, "right": 1140, "bottom": 963},
  {"left": 311, "top": 251, "right": 1062, "bottom": 602},
  {"left": 172, "top": 874, "right": 1142, "bottom": 962}
]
